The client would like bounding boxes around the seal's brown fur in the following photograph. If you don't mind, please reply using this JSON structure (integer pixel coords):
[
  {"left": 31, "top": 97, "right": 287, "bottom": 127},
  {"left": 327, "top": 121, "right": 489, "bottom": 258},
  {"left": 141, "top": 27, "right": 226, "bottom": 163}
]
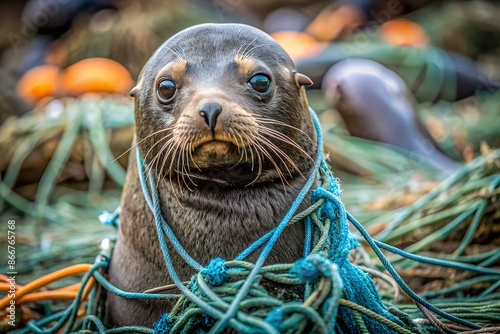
[{"left": 107, "top": 23, "right": 316, "bottom": 328}]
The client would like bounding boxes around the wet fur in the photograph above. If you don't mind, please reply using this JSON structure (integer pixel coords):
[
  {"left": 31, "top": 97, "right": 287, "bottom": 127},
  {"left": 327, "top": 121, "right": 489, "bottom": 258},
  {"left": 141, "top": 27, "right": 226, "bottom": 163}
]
[{"left": 107, "top": 23, "right": 317, "bottom": 328}]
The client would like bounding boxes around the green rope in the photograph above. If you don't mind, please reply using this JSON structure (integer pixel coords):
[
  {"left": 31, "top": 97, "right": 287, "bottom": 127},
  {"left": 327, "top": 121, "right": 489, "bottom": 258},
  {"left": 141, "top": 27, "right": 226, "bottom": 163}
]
[
  {"left": 85, "top": 105, "right": 127, "bottom": 186},
  {"left": 35, "top": 104, "right": 85, "bottom": 215},
  {"left": 338, "top": 299, "right": 413, "bottom": 334}
]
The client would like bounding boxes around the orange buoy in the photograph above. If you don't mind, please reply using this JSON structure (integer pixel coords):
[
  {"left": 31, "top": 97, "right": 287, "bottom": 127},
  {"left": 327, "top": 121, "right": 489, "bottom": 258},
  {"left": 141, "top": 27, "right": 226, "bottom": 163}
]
[
  {"left": 271, "top": 31, "right": 325, "bottom": 61},
  {"left": 17, "top": 65, "right": 61, "bottom": 104},
  {"left": 380, "top": 19, "right": 429, "bottom": 48},
  {"left": 60, "top": 58, "right": 133, "bottom": 96}
]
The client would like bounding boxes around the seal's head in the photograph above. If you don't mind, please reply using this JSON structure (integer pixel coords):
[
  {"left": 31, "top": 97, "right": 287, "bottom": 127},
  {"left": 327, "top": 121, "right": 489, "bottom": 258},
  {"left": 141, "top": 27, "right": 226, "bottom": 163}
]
[{"left": 131, "top": 23, "right": 315, "bottom": 187}]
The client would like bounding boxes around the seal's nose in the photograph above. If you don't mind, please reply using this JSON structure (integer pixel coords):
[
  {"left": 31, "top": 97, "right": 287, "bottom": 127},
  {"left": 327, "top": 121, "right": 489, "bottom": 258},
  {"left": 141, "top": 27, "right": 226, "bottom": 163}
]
[{"left": 198, "top": 102, "right": 222, "bottom": 132}]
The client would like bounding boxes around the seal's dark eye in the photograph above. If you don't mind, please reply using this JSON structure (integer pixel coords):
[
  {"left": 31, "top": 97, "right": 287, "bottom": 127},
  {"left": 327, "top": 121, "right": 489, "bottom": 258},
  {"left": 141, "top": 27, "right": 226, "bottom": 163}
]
[
  {"left": 157, "top": 79, "right": 177, "bottom": 103},
  {"left": 248, "top": 74, "right": 271, "bottom": 93}
]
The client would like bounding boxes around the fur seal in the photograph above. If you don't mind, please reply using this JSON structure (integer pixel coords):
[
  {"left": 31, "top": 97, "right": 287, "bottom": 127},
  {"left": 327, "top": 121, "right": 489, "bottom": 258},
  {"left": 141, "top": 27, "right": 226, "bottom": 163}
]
[
  {"left": 322, "top": 59, "right": 458, "bottom": 173},
  {"left": 107, "top": 23, "right": 316, "bottom": 328}
]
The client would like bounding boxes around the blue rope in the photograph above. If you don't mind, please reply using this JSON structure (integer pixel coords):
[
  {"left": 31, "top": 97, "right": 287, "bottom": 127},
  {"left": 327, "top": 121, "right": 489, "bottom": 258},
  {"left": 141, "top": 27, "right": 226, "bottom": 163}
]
[
  {"left": 347, "top": 211, "right": 482, "bottom": 329},
  {"left": 374, "top": 240, "right": 500, "bottom": 275},
  {"left": 93, "top": 271, "right": 179, "bottom": 301},
  {"left": 136, "top": 150, "right": 203, "bottom": 272},
  {"left": 303, "top": 216, "right": 314, "bottom": 298},
  {"left": 201, "top": 258, "right": 228, "bottom": 287},
  {"left": 235, "top": 230, "right": 273, "bottom": 261},
  {"left": 99, "top": 207, "right": 121, "bottom": 227}
]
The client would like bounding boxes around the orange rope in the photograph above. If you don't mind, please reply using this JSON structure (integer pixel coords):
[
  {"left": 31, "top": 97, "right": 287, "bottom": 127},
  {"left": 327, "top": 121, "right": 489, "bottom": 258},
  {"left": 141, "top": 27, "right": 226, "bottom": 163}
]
[
  {"left": 0, "top": 264, "right": 92, "bottom": 309},
  {"left": 0, "top": 274, "right": 22, "bottom": 290},
  {"left": 16, "top": 278, "right": 95, "bottom": 305},
  {"left": 18, "top": 291, "right": 78, "bottom": 304}
]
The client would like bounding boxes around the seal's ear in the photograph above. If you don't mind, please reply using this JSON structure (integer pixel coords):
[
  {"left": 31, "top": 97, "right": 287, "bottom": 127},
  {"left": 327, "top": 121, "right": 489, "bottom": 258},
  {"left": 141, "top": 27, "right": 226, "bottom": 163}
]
[
  {"left": 129, "top": 86, "right": 139, "bottom": 97},
  {"left": 295, "top": 73, "right": 313, "bottom": 87}
]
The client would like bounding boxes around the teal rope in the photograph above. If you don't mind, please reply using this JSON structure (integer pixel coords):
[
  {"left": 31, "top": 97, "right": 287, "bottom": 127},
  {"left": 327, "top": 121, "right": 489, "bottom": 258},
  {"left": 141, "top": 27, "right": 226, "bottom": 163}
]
[
  {"left": 422, "top": 275, "right": 500, "bottom": 298},
  {"left": 373, "top": 150, "right": 500, "bottom": 241},
  {"left": 479, "top": 279, "right": 500, "bottom": 297},
  {"left": 93, "top": 271, "right": 180, "bottom": 301},
  {"left": 374, "top": 240, "right": 500, "bottom": 275},
  {"left": 479, "top": 252, "right": 500, "bottom": 267},
  {"left": 136, "top": 151, "right": 203, "bottom": 272},
  {"left": 35, "top": 103, "right": 84, "bottom": 215},
  {"left": 347, "top": 211, "right": 482, "bottom": 329},
  {"left": 85, "top": 106, "right": 127, "bottom": 186},
  {"left": 80, "top": 315, "right": 154, "bottom": 334},
  {"left": 453, "top": 199, "right": 488, "bottom": 256}
]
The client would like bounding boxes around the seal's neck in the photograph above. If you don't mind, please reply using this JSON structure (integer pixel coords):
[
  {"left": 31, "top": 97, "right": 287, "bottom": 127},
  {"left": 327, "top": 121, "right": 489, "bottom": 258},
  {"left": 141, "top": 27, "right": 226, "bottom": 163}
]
[
  {"left": 120, "top": 149, "right": 310, "bottom": 281},
  {"left": 157, "top": 171, "right": 309, "bottom": 265}
]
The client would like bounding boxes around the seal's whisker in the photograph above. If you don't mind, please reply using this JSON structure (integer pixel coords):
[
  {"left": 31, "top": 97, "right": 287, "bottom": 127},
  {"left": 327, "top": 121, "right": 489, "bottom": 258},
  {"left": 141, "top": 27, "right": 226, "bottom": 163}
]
[
  {"left": 253, "top": 144, "right": 263, "bottom": 178},
  {"left": 187, "top": 141, "right": 201, "bottom": 172},
  {"left": 256, "top": 135, "right": 296, "bottom": 178},
  {"left": 239, "top": 132, "right": 255, "bottom": 171},
  {"left": 144, "top": 133, "right": 175, "bottom": 163},
  {"left": 175, "top": 143, "right": 187, "bottom": 189},
  {"left": 112, "top": 127, "right": 174, "bottom": 163},
  {"left": 232, "top": 134, "right": 247, "bottom": 167},
  {"left": 145, "top": 141, "right": 171, "bottom": 175},
  {"left": 258, "top": 127, "right": 314, "bottom": 164},
  {"left": 150, "top": 143, "right": 170, "bottom": 181},
  {"left": 247, "top": 142, "right": 255, "bottom": 172},
  {"left": 181, "top": 140, "right": 191, "bottom": 176},
  {"left": 145, "top": 136, "right": 176, "bottom": 176},
  {"left": 181, "top": 141, "right": 197, "bottom": 189},
  {"left": 241, "top": 43, "right": 273, "bottom": 60},
  {"left": 161, "top": 140, "right": 182, "bottom": 190},
  {"left": 167, "top": 149, "right": 183, "bottom": 206},
  {"left": 164, "top": 45, "right": 184, "bottom": 63},
  {"left": 138, "top": 129, "right": 176, "bottom": 171},
  {"left": 254, "top": 117, "right": 314, "bottom": 143},
  {"left": 165, "top": 141, "right": 182, "bottom": 178},
  {"left": 235, "top": 147, "right": 245, "bottom": 167},
  {"left": 252, "top": 140, "right": 289, "bottom": 189},
  {"left": 177, "top": 156, "right": 188, "bottom": 191},
  {"left": 231, "top": 130, "right": 242, "bottom": 153},
  {"left": 146, "top": 140, "right": 174, "bottom": 189},
  {"left": 237, "top": 36, "right": 259, "bottom": 60},
  {"left": 245, "top": 144, "right": 264, "bottom": 186},
  {"left": 153, "top": 136, "right": 179, "bottom": 182},
  {"left": 177, "top": 142, "right": 194, "bottom": 192},
  {"left": 158, "top": 135, "right": 183, "bottom": 174},
  {"left": 234, "top": 132, "right": 250, "bottom": 163}
]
